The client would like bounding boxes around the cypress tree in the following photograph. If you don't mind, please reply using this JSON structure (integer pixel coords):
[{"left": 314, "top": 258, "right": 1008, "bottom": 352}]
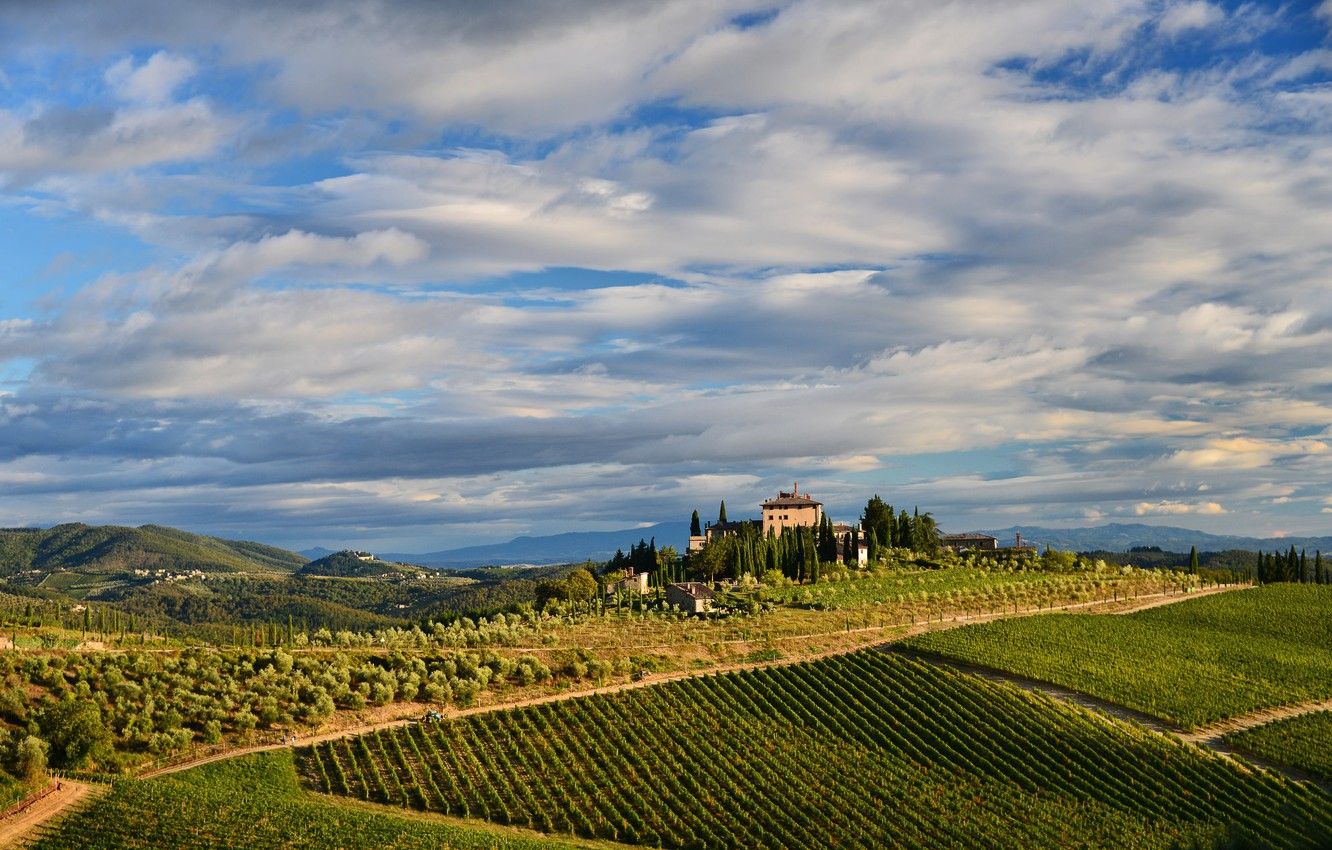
[
  {"left": 1188, "top": 546, "right": 1199, "bottom": 575},
  {"left": 718, "top": 501, "right": 728, "bottom": 525},
  {"left": 1300, "top": 548, "right": 1307, "bottom": 583},
  {"left": 690, "top": 510, "right": 701, "bottom": 537},
  {"left": 866, "top": 528, "right": 879, "bottom": 565}
]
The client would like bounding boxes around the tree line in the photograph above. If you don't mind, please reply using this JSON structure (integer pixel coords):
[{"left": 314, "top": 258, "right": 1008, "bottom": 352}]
[{"left": 1254, "top": 547, "right": 1327, "bottom": 584}]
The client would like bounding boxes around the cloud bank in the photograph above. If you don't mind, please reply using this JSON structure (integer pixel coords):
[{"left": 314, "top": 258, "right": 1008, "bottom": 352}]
[{"left": 0, "top": 0, "right": 1329, "bottom": 549}]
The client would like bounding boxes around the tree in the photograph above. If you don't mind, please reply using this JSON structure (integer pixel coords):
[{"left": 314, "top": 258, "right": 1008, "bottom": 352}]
[
  {"left": 718, "top": 501, "right": 728, "bottom": 524},
  {"left": 563, "top": 569, "right": 599, "bottom": 605},
  {"left": 690, "top": 510, "right": 702, "bottom": 537},
  {"left": 861, "top": 496, "right": 893, "bottom": 550},
  {"left": 36, "top": 697, "right": 112, "bottom": 769},
  {"left": 1188, "top": 546, "right": 1199, "bottom": 575},
  {"left": 911, "top": 509, "right": 938, "bottom": 557},
  {"left": 694, "top": 536, "right": 734, "bottom": 584},
  {"left": 15, "top": 735, "right": 47, "bottom": 782}
]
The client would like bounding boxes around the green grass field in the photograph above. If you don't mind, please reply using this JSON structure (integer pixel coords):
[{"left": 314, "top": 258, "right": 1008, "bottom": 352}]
[
  {"left": 298, "top": 651, "right": 1332, "bottom": 849},
  {"left": 901, "top": 584, "right": 1332, "bottom": 728},
  {"left": 1225, "top": 711, "right": 1332, "bottom": 784},
  {"left": 31, "top": 750, "right": 599, "bottom": 850}
]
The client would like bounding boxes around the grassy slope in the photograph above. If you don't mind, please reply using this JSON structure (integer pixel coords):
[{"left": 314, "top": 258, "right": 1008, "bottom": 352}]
[
  {"left": 32, "top": 750, "right": 604, "bottom": 850},
  {"left": 1225, "top": 711, "right": 1332, "bottom": 783},
  {"left": 903, "top": 584, "right": 1332, "bottom": 728}
]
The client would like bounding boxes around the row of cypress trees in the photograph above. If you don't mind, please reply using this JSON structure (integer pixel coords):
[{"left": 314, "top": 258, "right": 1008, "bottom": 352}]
[{"left": 1254, "top": 547, "right": 1326, "bottom": 584}]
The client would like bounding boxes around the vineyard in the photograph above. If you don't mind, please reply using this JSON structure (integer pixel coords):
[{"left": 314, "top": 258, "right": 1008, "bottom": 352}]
[
  {"left": 298, "top": 651, "right": 1332, "bottom": 849},
  {"left": 30, "top": 750, "right": 596, "bottom": 850},
  {"left": 1225, "top": 711, "right": 1332, "bottom": 784},
  {"left": 903, "top": 584, "right": 1332, "bottom": 728}
]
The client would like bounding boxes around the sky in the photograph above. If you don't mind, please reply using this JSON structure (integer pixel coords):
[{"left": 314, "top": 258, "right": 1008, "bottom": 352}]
[{"left": 0, "top": 0, "right": 1331, "bottom": 552}]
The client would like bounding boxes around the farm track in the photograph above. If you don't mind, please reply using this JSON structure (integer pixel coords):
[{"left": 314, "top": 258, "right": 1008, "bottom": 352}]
[
  {"left": 888, "top": 646, "right": 1332, "bottom": 793},
  {"left": 7, "top": 583, "right": 1251, "bottom": 846},
  {"left": 0, "top": 781, "right": 97, "bottom": 849}
]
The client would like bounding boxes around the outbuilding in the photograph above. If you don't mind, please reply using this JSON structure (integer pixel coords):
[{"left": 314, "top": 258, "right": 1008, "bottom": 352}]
[{"left": 666, "top": 582, "right": 715, "bottom": 614}]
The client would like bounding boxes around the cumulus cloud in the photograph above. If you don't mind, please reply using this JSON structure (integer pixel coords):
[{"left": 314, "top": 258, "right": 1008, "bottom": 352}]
[
  {"left": 106, "top": 52, "right": 196, "bottom": 104},
  {"left": 1133, "top": 500, "right": 1227, "bottom": 516}
]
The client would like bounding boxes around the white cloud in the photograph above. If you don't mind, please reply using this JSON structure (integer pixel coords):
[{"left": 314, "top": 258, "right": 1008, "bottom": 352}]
[
  {"left": 105, "top": 51, "right": 196, "bottom": 104},
  {"left": 1158, "top": 2, "right": 1224, "bottom": 37},
  {"left": 1133, "top": 500, "right": 1227, "bottom": 516}
]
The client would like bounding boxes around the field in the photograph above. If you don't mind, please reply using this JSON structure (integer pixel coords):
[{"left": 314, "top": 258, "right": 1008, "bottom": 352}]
[
  {"left": 297, "top": 651, "right": 1332, "bottom": 850},
  {"left": 758, "top": 564, "right": 1163, "bottom": 611},
  {"left": 30, "top": 750, "right": 601, "bottom": 850},
  {"left": 1225, "top": 711, "right": 1332, "bottom": 783},
  {"left": 902, "top": 584, "right": 1332, "bottom": 728}
]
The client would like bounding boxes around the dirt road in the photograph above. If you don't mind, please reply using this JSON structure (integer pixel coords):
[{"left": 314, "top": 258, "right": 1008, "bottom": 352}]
[{"left": 0, "top": 780, "right": 96, "bottom": 849}]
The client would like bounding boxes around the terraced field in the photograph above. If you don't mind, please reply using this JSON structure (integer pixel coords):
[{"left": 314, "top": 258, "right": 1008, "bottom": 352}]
[
  {"left": 903, "top": 584, "right": 1332, "bottom": 728},
  {"left": 298, "top": 651, "right": 1332, "bottom": 849}
]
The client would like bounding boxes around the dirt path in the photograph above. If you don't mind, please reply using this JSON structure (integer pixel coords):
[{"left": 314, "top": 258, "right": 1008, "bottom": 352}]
[
  {"left": 0, "top": 780, "right": 96, "bottom": 848},
  {"left": 1181, "top": 699, "right": 1332, "bottom": 745},
  {"left": 1107, "top": 583, "right": 1252, "bottom": 613}
]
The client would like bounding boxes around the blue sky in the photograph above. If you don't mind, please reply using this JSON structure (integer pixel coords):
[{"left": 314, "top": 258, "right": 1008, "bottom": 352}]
[{"left": 0, "top": 0, "right": 1330, "bottom": 551}]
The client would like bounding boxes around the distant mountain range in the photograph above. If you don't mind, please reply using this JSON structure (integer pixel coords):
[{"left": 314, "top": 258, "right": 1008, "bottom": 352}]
[
  {"left": 976, "top": 523, "right": 1332, "bottom": 554},
  {"left": 301, "top": 520, "right": 1332, "bottom": 570},
  {"left": 305, "top": 522, "right": 690, "bottom": 568}
]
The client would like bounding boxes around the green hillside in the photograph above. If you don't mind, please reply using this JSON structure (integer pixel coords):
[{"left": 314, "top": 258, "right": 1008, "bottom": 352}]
[
  {"left": 298, "top": 550, "right": 429, "bottom": 578},
  {"left": 0, "top": 523, "right": 307, "bottom": 580}
]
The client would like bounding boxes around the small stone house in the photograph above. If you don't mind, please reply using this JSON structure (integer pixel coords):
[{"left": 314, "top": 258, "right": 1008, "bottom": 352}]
[
  {"left": 666, "top": 582, "right": 715, "bottom": 614},
  {"left": 607, "top": 569, "right": 650, "bottom": 595}
]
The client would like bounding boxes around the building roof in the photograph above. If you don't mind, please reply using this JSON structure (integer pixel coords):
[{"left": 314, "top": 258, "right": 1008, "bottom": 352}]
[
  {"left": 940, "top": 533, "right": 999, "bottom": 541},
  {"left": 760, "top": 482, "right": 822, "bottom": 509},
  {"left": 668, "top": 582, "right": 715, "bottom": 599}
]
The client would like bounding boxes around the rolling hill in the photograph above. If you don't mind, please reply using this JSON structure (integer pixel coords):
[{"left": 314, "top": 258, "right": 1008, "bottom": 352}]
[{"left": 0, "top": 523, "right": 308, "bottom": 578}]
